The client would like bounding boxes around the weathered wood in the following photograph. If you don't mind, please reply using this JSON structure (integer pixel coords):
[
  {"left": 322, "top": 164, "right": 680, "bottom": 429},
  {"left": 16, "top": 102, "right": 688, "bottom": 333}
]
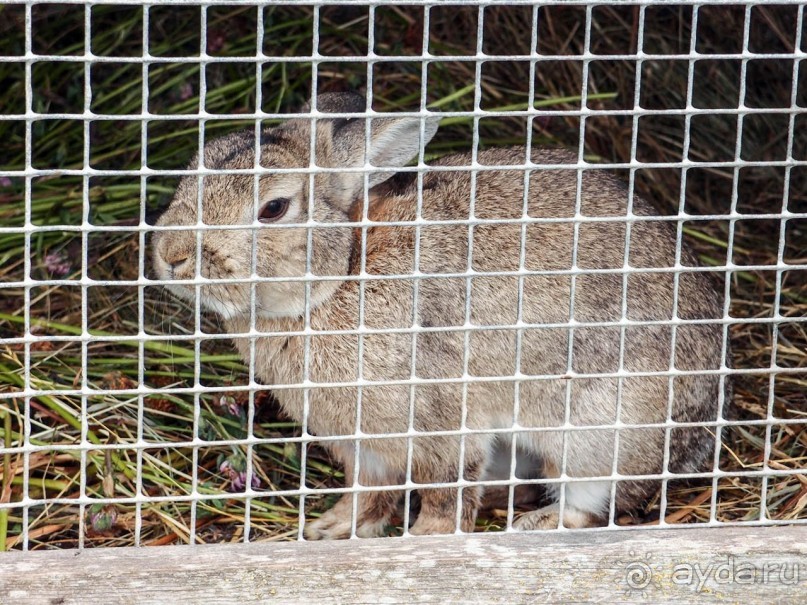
[{"left": 1, "top": 526, "right": 805, "bottom": 604}]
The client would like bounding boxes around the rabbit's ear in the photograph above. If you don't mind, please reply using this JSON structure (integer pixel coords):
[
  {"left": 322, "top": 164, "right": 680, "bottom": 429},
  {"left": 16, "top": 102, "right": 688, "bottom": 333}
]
[
  {"left": 361, "top": 116, "right": 440, "bottom": 187},
  {"left": 323, "top": 113, "right": 439, "bottom": 203},
  {"left": 304, "top": 92, "right": 367, "bottom": 115},
  {"left": 303, "top": 93, "right": 440, "bottom": 206}
]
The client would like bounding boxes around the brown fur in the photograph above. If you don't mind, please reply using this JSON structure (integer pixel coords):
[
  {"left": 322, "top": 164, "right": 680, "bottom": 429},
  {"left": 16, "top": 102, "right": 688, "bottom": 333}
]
[{"left": 151, "top": 93, "right": 730, "bottom": 539}]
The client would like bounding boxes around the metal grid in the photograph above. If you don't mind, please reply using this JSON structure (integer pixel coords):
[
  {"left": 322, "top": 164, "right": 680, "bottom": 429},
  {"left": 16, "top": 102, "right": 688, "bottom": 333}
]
[{"left": 0, "top": 0, "right": 805, "bottom": 550}]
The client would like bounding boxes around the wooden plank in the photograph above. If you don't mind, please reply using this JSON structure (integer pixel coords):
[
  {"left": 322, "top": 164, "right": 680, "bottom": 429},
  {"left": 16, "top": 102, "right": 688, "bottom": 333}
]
[{"left": 1, "top": 526, "right": 805, "bottom": 604}]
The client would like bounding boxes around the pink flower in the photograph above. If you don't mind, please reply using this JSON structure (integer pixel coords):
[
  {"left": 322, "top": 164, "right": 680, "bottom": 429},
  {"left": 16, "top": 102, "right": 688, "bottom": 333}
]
[
  {"left": 178, "top": 82, "right": 193, "bottom": 101},
  {"left": 216, "top": 395, "right": 241, "bottom": 417},
  {"left": 219, "top": 458, "right": 261, "bottom": 492},
  {"left": 87, "top": 503, "right": 118, "bottom": 532},
  {"left": 207, "top": 30, "right": 226, "bottom": 54},
  {"left": 44, "top": 252, "right": 71, "bottom": 276}
]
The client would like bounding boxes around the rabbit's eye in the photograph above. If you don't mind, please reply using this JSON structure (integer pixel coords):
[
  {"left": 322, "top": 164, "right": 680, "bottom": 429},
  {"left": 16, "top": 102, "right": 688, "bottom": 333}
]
[{"left": 259, "top": 198, "right": 290, "bottom": 222}]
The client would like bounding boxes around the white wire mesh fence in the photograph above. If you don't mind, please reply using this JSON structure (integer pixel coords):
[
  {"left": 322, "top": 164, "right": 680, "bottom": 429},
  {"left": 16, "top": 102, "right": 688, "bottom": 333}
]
[{"left": 0, "top": 1, "right": 805, "bottom": 550}]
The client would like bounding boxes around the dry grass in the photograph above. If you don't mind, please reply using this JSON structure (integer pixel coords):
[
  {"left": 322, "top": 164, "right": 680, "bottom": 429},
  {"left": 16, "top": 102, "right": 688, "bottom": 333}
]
[{"left": 0, "top": 4, "right": 804, "bottom": 549}]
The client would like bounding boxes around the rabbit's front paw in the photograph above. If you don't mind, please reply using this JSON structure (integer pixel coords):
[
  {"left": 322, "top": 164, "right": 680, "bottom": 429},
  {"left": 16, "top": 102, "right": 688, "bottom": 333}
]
[
  {"left": 304, "top": 508, "right": 389, "bottom": 540},
  {"left": 408, "top": 515, "right": 459, "bottom": 536},
  {"left": 304, "top": 508, "right": 353, "bottom": 540},
  {"left": 514, "top": 503, "right": 597, "bottom": 530},
  {"left": 304, "top": 493, "right": 395, "bottom": 540}
]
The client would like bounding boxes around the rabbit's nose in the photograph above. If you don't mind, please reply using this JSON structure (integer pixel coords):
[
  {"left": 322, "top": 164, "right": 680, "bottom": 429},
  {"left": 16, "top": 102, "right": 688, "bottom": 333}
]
[
  {"left": 168, "top": 258, "right": 188, "bottom": 275},
  {"left": 161, "top": 247, "right": 193, "bottom": 277}
]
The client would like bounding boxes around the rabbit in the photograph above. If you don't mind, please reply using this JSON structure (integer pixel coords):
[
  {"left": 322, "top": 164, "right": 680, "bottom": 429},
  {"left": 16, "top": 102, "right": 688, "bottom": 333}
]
[{"left": 151, "top": 92, "right": 729, "bottom": 539}]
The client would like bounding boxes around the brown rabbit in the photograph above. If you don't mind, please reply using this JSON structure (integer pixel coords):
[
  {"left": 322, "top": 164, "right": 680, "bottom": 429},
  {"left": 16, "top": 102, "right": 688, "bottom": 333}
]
[{"left": 151, "top": 93, "right": 728, "bottom": 539}]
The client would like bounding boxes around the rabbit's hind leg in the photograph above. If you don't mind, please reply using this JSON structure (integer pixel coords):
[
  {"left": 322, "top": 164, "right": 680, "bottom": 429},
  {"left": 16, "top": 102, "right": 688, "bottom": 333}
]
[
  {"left": 408, "top": 438, "right": 488, "bottom": 535},
  {"left": 514, "top": 478, "right": 610, "bottom": 530}
]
